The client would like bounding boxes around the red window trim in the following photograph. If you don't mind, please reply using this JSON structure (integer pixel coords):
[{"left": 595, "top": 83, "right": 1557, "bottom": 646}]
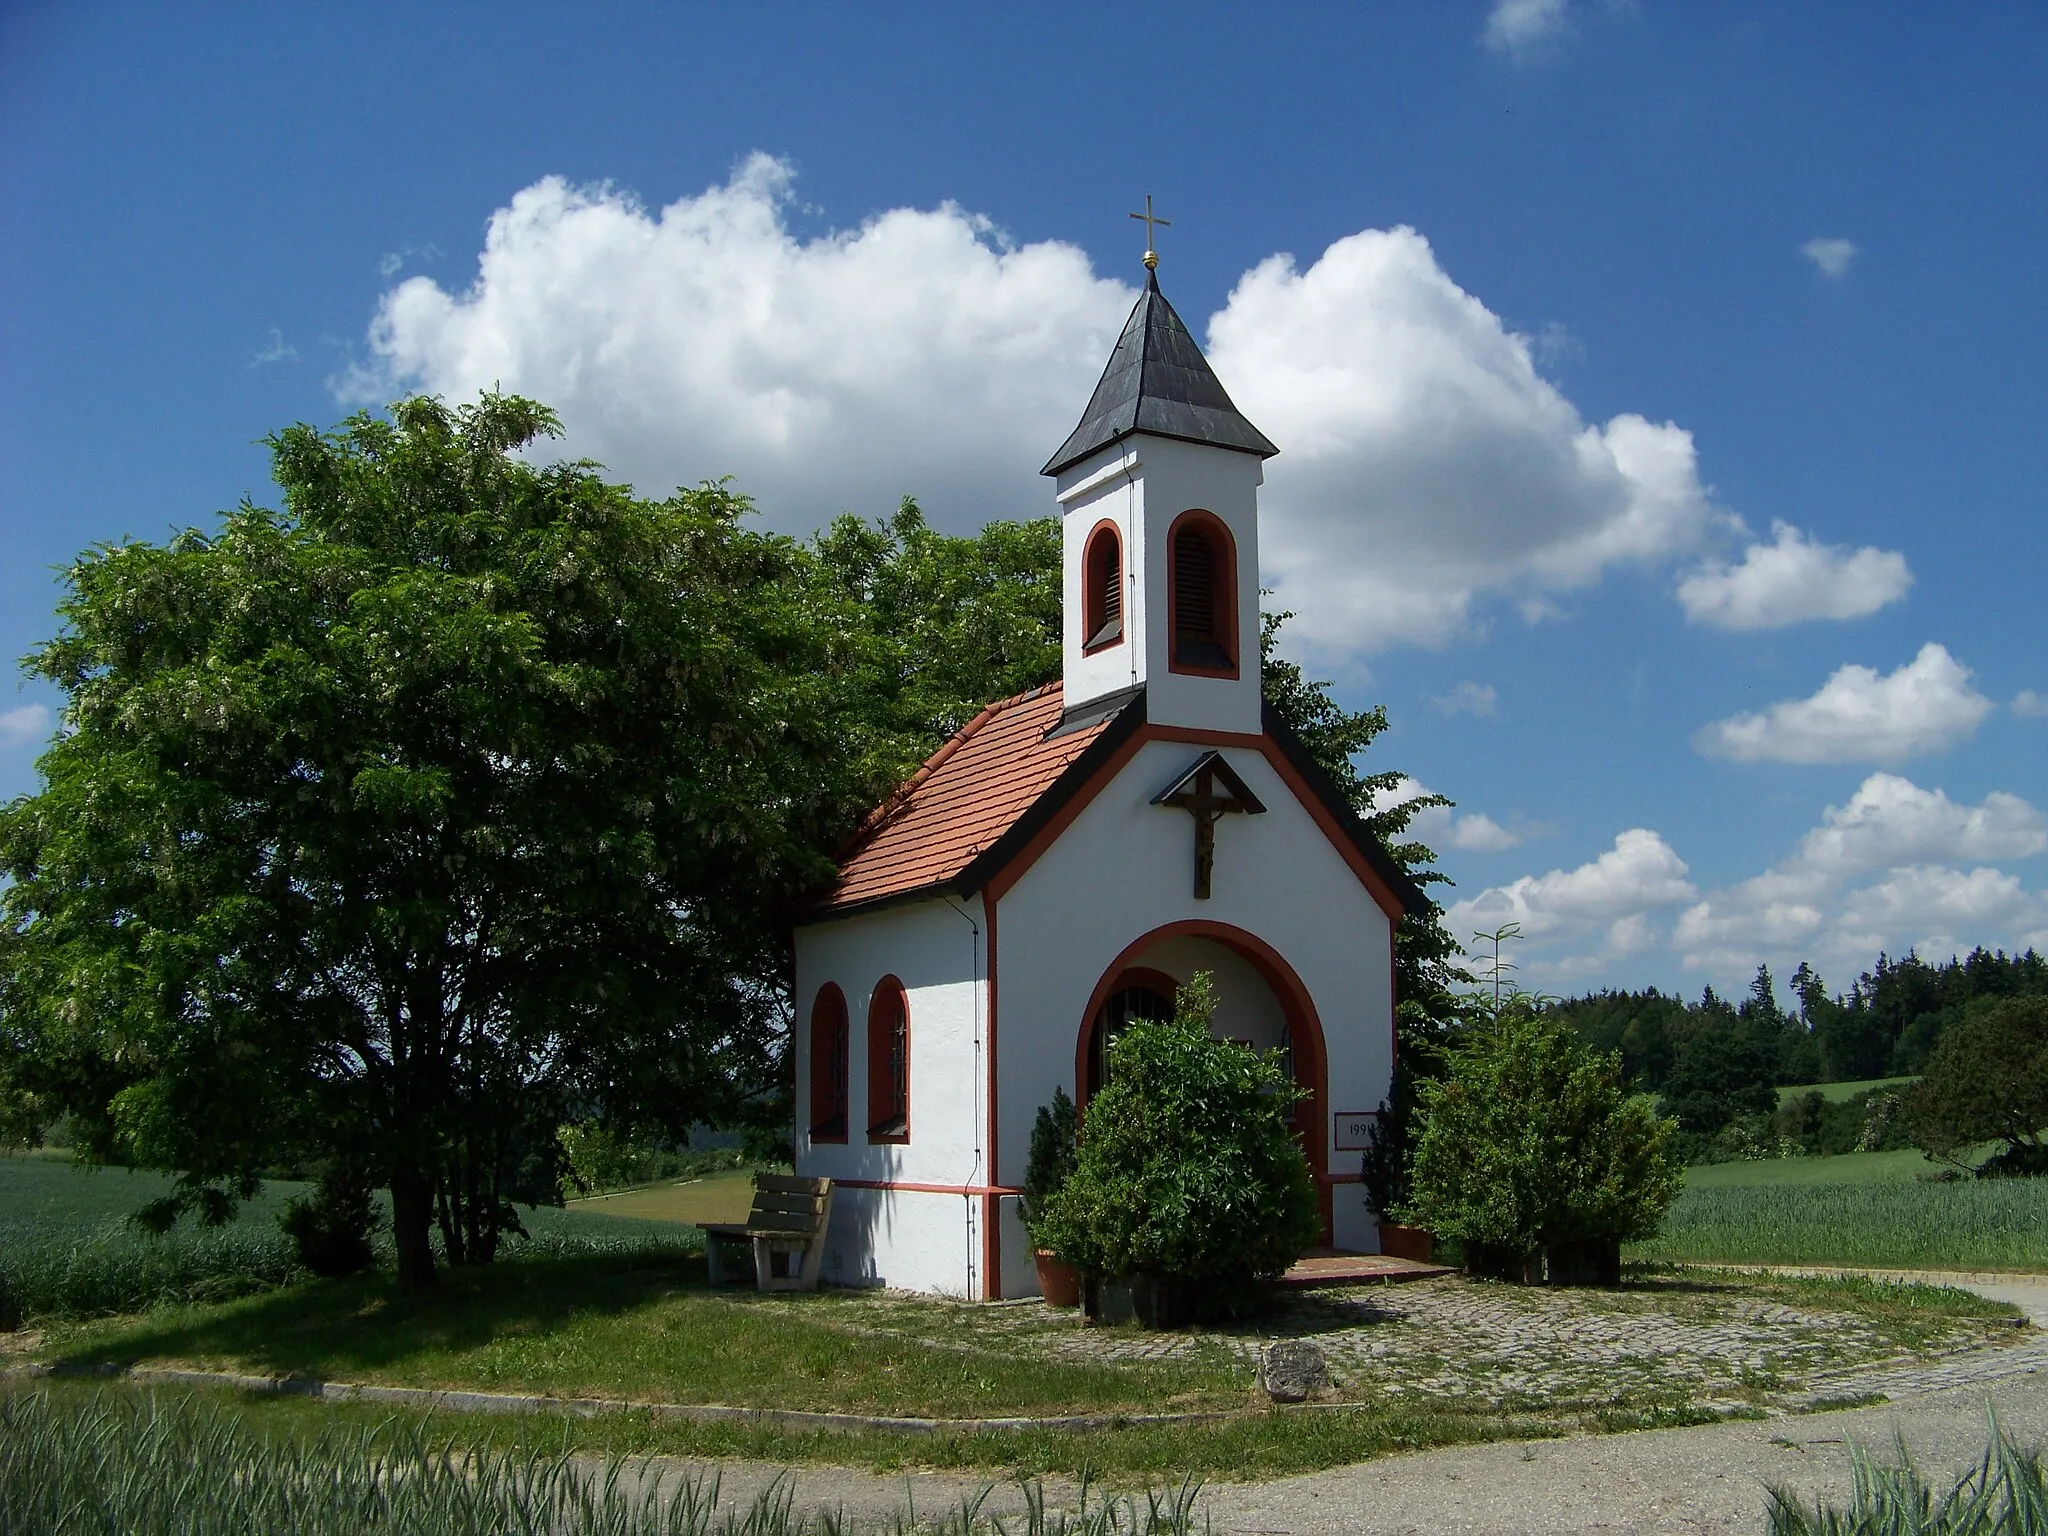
[
  {"left": 865, "top": 975, "right": 910, "bottom": 1144},
  {"left": 1164, "top": 509, "right": 1239, "bottom": 679},
  {"left": 807, "top": 983, "right": 849, "bottom": 1143},
  {"left": 1081, "top": 519, "right": 1125, "bottom": 656}
]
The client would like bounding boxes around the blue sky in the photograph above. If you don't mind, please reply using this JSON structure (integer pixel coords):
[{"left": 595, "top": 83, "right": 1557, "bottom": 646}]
[{"left": 4, "top": 2, "right": 2044, "bottom": 999}]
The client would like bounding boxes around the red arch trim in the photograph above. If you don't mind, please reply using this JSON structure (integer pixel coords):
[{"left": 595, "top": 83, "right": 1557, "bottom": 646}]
[
  {"left": 1072, "top": 920, "right": 1332, "bottom": 1241},
  {"left": 1164, "top": 509, "right": 1239, "bottom": 680},
  {"left": 1081, "top": 519, "right": 1125, "bottom": 656},
  {"left": 808, "top": 983, "right": 849, "bottom": 1143}
]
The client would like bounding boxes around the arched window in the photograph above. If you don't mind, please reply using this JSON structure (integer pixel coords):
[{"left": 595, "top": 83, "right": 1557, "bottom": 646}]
[
  {"left": 1169, "top": 512, "right": 1237, "bottom": 675},
  {"left": 866, "top": 977, "right": 910, "bottom": 1142},
  {"left": 1082, "top": 522, "right": 1123, "bottom": 652},
  {"left": 808, "top": 984, "right": 849, "bottom": 1143},
  {"left": 1085, "top": 970, "right": 1177, "bottom": 1098}
]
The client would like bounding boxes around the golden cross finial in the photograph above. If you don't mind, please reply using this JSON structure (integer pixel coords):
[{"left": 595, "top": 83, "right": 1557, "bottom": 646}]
[{"left": 1129, "top": 195, "right": 1171, "bottom": 271}]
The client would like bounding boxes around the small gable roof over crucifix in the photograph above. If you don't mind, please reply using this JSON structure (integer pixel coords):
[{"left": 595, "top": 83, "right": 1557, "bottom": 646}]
[{"left": 1150, "top": 750, "right": 1266, "bottom": 815}]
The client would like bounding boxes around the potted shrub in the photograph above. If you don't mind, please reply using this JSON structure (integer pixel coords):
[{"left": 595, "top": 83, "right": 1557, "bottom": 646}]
[
  {"left": 1032, "top": 973, "right": 1321, "bottom": 1326},
  {"left": 1399, "top": 1000, "right": 1678, "bottom": 1285},
  {"left": 1020, "top": 1088, "right": 1081, "bottom": 1306}
]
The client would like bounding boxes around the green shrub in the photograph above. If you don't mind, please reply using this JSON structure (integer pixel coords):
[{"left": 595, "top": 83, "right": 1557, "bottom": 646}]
[
  {"left": 279, "top": 1161, "right": 380, "bottom": 1278},
  {"left": 1401, "top": 1003, "right": 1679, "bottom": 1283},
  {"left": 1033, "top": 974, "right": 1320, "bottom": 1317},
  {"left": 1020, "top": 1087, "right": 1078, "bottom": 1243}
]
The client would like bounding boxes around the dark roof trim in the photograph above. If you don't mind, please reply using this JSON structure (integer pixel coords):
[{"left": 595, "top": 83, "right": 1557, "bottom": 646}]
[
  {"left": 1260, "top": 700, "right": 1427, "bottom": 917},
  {"left": 1047, "top": 682, "right": 1143, "bottom": 741},
  {"left": 953, "top": 687, "right": 1149, "bottom": 897}
]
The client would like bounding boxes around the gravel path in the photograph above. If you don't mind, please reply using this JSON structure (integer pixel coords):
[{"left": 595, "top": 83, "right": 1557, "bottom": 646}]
[
  {"left": 1205, "top": 1270, "right": 2048, "bottom": 1535},
  {"left": 611, "top": 1271, "right": 2048, "bottom": 1534}
]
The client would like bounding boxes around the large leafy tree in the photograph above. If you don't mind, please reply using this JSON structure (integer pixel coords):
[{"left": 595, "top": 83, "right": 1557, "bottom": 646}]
[
  {"left": 809, "top": 497, "right": 1063, "bottom": 748},
  {"left": 0, "top": 396, "right": 883, "bottom": 1290},
  {"left": 1904, "top": 995, "right": 2048, "bottom": 1175}
]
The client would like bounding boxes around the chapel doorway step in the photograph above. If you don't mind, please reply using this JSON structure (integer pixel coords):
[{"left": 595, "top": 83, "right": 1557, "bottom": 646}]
[{"left": 1274, "top": 1250, "right": 1453, "bottom": 1289}]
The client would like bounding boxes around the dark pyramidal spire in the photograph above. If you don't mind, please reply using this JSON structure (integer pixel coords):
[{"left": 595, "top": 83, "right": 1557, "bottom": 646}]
[{"left": 1041, "top": 270, "right": 1279, "bottom": 478}]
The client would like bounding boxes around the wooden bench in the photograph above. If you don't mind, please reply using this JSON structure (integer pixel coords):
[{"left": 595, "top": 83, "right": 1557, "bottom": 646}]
[{"left": 697, "top": 1172, "right": 834, "bottom": 1292}]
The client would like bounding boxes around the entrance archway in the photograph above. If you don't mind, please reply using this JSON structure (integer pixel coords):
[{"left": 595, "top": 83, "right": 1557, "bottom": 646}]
[{"left": 1074, "top": 921, "right": 1332, "bottom": 1240}]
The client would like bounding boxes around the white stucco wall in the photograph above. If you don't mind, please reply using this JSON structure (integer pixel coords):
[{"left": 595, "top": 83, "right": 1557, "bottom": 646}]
[
  {"left": 791, "top": 897, "right": 991, "bottom": 1296},
  {"left": 1055, "top": 435, "right": 1266, "bottom": 736},
  {"left": 994, "top": 736, "right": 1397, "bottom": 1281}
]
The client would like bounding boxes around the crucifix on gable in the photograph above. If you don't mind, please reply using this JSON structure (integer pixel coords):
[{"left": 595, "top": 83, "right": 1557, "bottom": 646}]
[{"left": 1152, "top": 751, "right": 1267, "bottom": 899}]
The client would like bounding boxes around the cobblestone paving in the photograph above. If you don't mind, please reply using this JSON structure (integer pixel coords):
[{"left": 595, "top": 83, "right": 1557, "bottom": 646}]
[{"left": 798, "top": 1274, "right": 2031, "bottom": 1414}]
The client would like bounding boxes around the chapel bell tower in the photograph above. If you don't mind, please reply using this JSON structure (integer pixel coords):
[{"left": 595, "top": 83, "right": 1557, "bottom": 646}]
[{"left": 1041, "top": 213, "right": 1278, "bottom": 736}]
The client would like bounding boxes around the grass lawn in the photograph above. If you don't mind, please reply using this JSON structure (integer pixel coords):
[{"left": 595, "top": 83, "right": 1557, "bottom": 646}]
[
  {"left": 23, "top": 1253, "right": 2022, "bottom": 1480},
  {"left": 1775, "top": 1076, "right": 1918, "bottom": 1109},
  {"left": 563, "top": 1168, "right": 758, "bottom": 1225},
  {"left": 41, "top": 1251, "right": 1243, "bottom": 1420},
  {"left": 1680, "top": 1149, "right": 1942, "bottom": 1188},
  {"left": 1636, "top": 1151, "right": 2048, "bottom": 1269}
]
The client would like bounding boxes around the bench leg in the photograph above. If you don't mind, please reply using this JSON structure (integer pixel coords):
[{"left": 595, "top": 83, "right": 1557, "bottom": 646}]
[
  {"left": 797, "top": 1234, "right": 826, "bottom": 1291},
  {"left": 707, "top": 1232, "right": 726, "bottom": 1288}
]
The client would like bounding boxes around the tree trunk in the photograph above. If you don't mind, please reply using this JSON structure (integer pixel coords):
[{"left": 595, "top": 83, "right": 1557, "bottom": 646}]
[{"left": 391, "top": 1173, "right": 438, "bottom": 1292}]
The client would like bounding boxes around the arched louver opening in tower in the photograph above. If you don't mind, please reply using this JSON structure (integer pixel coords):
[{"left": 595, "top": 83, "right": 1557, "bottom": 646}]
[
  {"left": 1083, "top": 523, "right": 1123, "bottom": 651},
  {"left": 1170, "top": 512, "right": 1237, "bottom": 674}
]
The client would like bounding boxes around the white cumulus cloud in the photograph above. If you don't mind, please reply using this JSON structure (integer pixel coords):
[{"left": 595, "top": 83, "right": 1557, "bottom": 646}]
[
  {"left": 1674, "top": 774, "right": 2047, "bottom": 975},
  {"left": 0, "top": 704, "right": 52, "bottom": 746},
  {"left": 2015, "top": 690, "right": 2048, "bottom": 718},
  {"left": 1430, "top": 681, "right": 1499, "bottom": 717},
  {"left": 1376, "top": 776, "right": 1528, "bottom": 853},
  {"left": 355, "top": 160, "right": 1734, "bottom": 661},
  {"left": 1695, "top": 643, "right": 1994, "bottom": 764},
  {"left": 1444, "top": 829, "right": 1695, "bottom": 947},
  {"left": 1801, "top": 238, "right": 1859, "bottom": 279},
  {"left": 1676, "top": 521, "right": 1911, "bottom": 630},
  {"left": 1792, "top": 774, "right": 2047, "bottom": 876},
  {"left": 1483, "top": 0, "right": 1573, "bottom": 58},
  {"left": 353, "top": 155, "right": 1131, "bottom": 524},
  {"left": 1211, "top": 229, "right": 1729, "bottom": 653}
]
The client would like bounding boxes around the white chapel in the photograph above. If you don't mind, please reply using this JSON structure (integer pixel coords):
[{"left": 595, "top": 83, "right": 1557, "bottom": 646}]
[{"left": 791, "top": 248, "right": 1420, "bottom": 1299}]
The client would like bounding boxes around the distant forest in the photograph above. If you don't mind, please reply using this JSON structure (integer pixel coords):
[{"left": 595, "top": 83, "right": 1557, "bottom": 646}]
[{"left": 1548, "top": 948, "right": 2048, "bottom": 1158}]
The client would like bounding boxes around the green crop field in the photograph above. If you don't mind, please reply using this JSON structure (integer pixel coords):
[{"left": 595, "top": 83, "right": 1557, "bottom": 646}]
[
  {"left": 0, "top": 1151, "right": 695, "bottom": 1323},
  {"left": 1635, "top": 1151, "right": 2048, "bottom": 1270},
  {"left": 1774, "top": 1076, "right": 1918, "bottom": 1109}
]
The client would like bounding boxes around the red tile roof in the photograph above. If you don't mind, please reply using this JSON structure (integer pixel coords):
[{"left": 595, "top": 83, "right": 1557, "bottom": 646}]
[{"left": 811, "top": 682, "right": 1116, "bottom": 914}]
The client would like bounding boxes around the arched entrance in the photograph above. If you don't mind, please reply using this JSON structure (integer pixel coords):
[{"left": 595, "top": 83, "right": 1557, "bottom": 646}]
[{"left": 1074, "top": 921, "right": 1332, "bottom": 1240}]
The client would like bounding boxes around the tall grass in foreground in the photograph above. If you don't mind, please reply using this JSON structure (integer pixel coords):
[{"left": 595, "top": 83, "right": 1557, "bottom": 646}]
[
  {"left": 0, "top": 1390, "right": 1205, "bottom": 1534},
  {"left": 1632, "top": 1178, "right": 2048, "bottom": 1269},
  {"left": 1767, "top": 1414, "right": 2045, "bottom": 1535}
]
